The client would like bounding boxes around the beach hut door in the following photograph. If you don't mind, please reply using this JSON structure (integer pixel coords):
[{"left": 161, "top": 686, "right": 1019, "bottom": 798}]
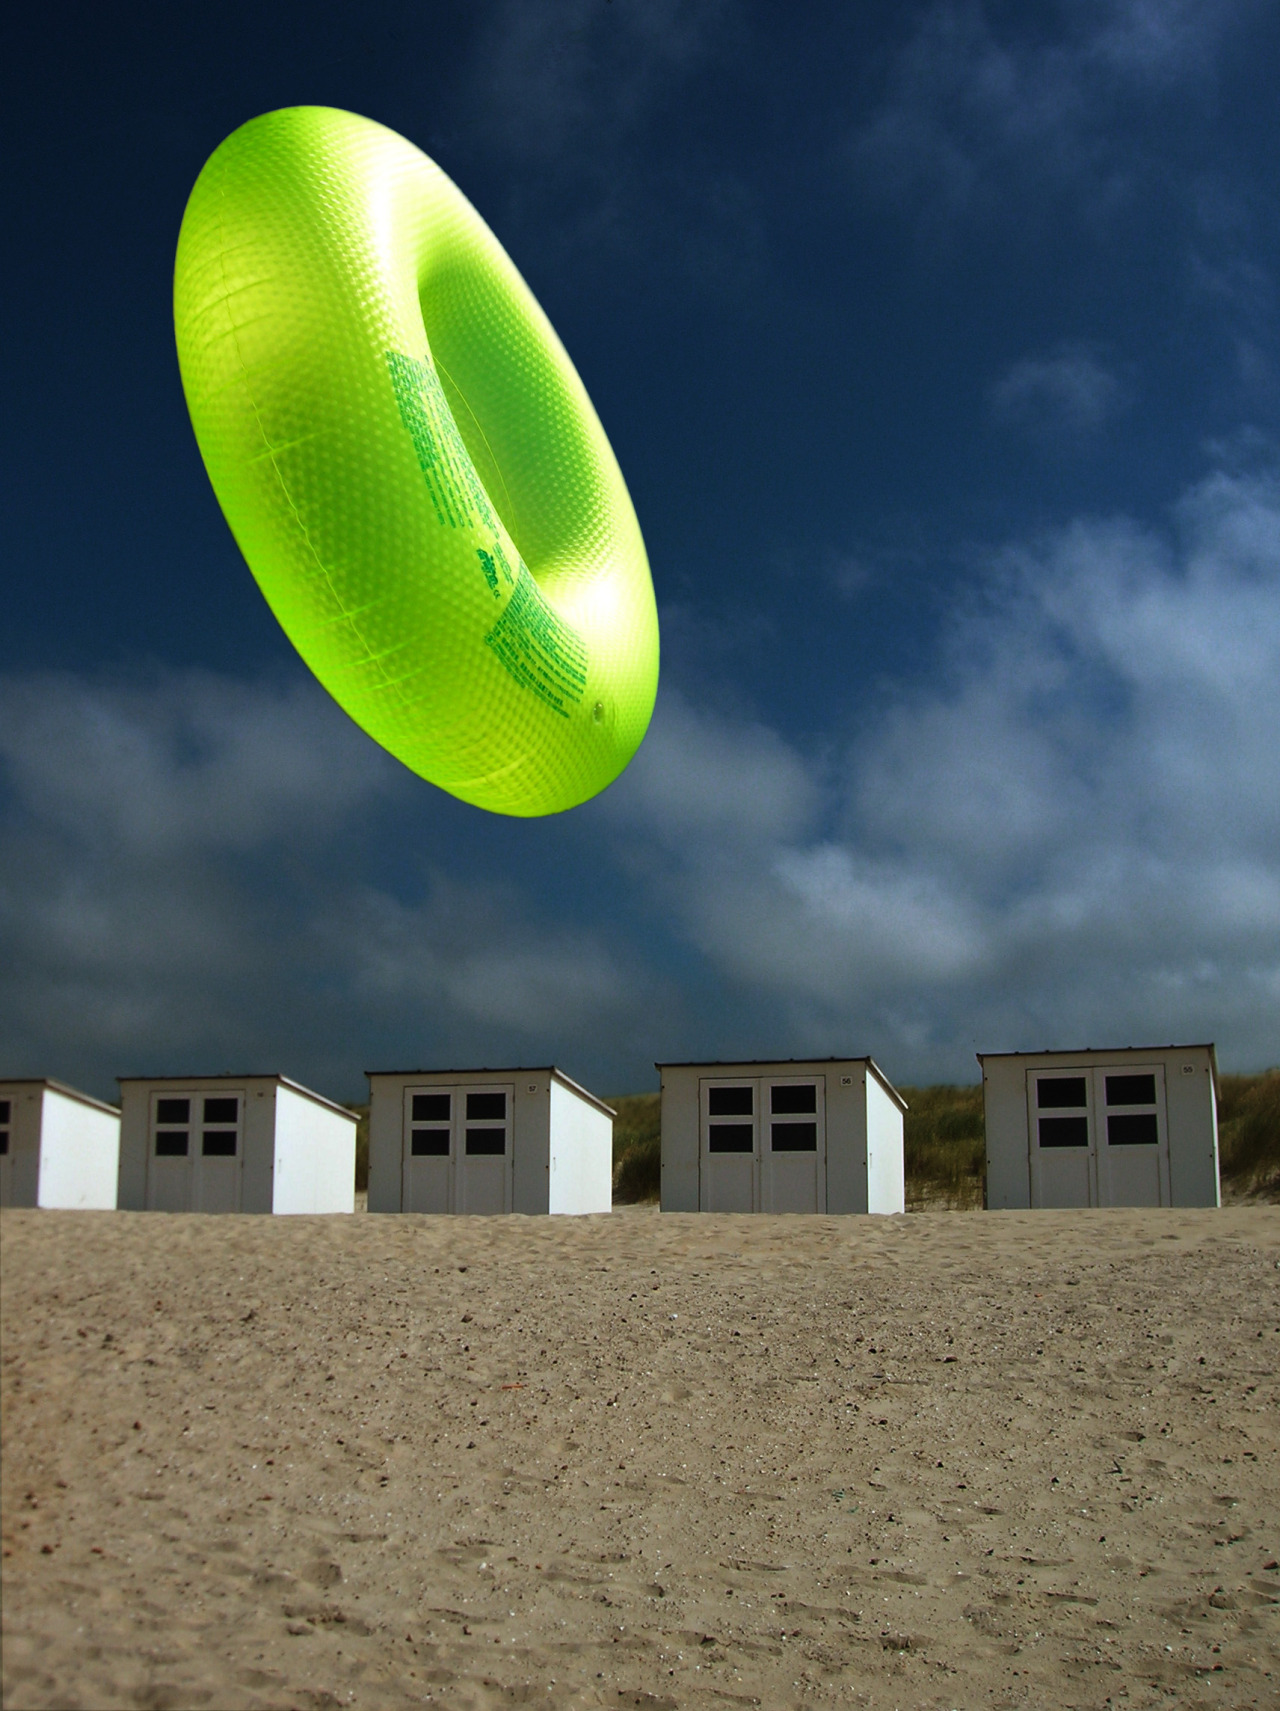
[
  {"left": 145, "top": 1092, "right": 240, "bottom": 1212},
  {"left": 700, "top": 1080, "right": 758, "bottom": 1211},
  {"left": 194, "top": 1095, "right": 242, "bottom": 1213},
  {"left": 458, "top": 1086, "right": 513, "bottom": 1215},
  {"left": 148, "top": 1093, "right": 194, "bottom": 1211},
  {"left": 1095, "top": 1067, "right": 1169, "bottom": 1208},
  {"left": 402, "top": 1085, "right": 514, "bottom": 1213},
  {"left": 403, "top": 1088, "right": 453, "bottom": 1212},
  {"left": 1027, "top": 1072, "right": 1096, "bottom": 1208},
  {"left": 760, "top": 1077, "right": 826, "bottom": 1213}
]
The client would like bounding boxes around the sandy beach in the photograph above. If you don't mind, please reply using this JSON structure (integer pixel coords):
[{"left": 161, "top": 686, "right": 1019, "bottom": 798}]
[{"left": 2, "top": 1204, "right": 1278, "bottom": 1710}]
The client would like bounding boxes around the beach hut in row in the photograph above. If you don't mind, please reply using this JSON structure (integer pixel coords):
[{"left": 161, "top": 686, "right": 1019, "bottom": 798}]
[
  {"left": 0, "top": 1078, "right": 121, "bottom": 1209},
  {"left": 116, "top": 1075, "right": 357, "bottom": 1214},
  {"left": 658, "top": 1056, "right": 906, "bottom": 1214},
  {"left": 367, "top": 1066, "right": 613, "bottom": 1215},
  {"left": 980, "top": 1044, "right": 1220, "bottom": 1209}
]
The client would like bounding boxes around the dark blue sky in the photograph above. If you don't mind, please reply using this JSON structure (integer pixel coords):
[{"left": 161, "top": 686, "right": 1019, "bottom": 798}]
[{"left": 4, "top": 0, "right": 1279, "bottom": 1102}]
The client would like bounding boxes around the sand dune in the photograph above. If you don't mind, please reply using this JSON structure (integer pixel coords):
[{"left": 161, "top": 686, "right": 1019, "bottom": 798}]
[{"left": 2, "top": 1205, "right": 1278, "bottom": 1709}]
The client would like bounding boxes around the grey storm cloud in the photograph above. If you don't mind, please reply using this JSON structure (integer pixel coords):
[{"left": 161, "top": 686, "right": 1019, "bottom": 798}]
[
  {"left": 2, "top": 458, "right": 1277, "bottom": 1093},
  {"left": 0, "top": 671, "right": 655, "bottom": 1100}
]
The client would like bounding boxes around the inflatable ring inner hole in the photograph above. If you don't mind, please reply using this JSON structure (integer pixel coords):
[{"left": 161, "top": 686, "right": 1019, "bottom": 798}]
[
  {"left": 430, "top": 352, "right": 524, "bottom": 565},
  {"left": 415, "top": 261, "right": 594, "bottom": 604}
]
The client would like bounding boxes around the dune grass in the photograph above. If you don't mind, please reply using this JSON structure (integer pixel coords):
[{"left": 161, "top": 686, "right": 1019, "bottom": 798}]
[
  {"left": 609, "top": 1092, "right": 662, "bottom": 1202},
  {"left": 898, "top": 1083, "right": 987, "bottom": 1209},
  {"left": 1217, "top": 1069, "right": 1280, "bottom": 1199}
]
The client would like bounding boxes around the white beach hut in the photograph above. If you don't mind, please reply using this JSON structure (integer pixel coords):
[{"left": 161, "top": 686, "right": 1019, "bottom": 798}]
[
  {"left": 366, "top": 1066, "right": 613, "bottom": 1215},
  {"left": 0, "top": 1078, "right": 121, "bottom": 1209},
  {"left": 658, "top": 1056, "right": 906, "bottom": 1214},
  {"left": 116, "top": 1075, "right": 357, "bottom": 1214},
  {"left": 980, "top": 1044, "right": 1220, "bottom": 1210}
]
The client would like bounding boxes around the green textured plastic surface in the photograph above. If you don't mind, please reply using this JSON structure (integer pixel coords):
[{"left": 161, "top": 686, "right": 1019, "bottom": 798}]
[{"left": 174, "top": 106, "right": 658, "bottom": 816}]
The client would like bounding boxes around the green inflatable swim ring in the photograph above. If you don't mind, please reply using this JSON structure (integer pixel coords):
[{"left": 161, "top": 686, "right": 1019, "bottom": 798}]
[{"left": 174, "top": 106, "right": 658, "bottom": 816}]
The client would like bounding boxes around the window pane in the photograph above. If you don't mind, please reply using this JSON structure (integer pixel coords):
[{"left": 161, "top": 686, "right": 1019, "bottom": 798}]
[
  {"left": 707, "top": 1123, "right": 754, "bottom": 1153},
  {"left": 203, "top": 1097, "right": 238, "bottom": 1124},
  {"left": 1108, "top": 1113, "right": 1159, "bottom": 1146},
  {"left": 1037, "top": 1077, "right": 1087, "bottom": 1109},
  {"left": 155, "top": 1130, "right": 189, "bottom": 1156},
  {"left": 466, "top": 1092, "right": 506, "bottom": 1121},
  {"left": 465, "top": 1126, "right": 506, "bottom": 1155},
  {"left": 708, "top": 1085, "right": 753, "bottom": 1117},
  {"left": 771, "top": 1084, "right": 816, "bottom": 1115},
  {"left": 1038, "top": 1116, "right": 1089, "bottom": 1148},
  {"left": 410, "top": 1128, "right": 449, "bottom": 1156},
  {"left": 412, "top": 1092, "right": 451, "bottom": 1122},
  {"left": 0, "top": 1132, "right": 9, "bottom": 1155},
  {"left": 771, "top": 1121, "right": 817, "bottom": 1151},
  {"left": 1105, "top": 1074, "right": 1156, "bottom": 1107},
  {"left": 0, "top": 1100, "right": 10, "bottom": 1123},
  {"left": 156, "top": 1098, "right": 190, "bottom": 1124},
  {"left": 202, "top": 1131, "right": 237, "bottom": 1156}
]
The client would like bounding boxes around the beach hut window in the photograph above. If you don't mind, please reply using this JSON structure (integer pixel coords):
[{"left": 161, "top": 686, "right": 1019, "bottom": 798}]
[
  {"left": 1105, "top": 1074, "right": 1157, "bottom": 1106},
  {"left": 769, "top": 1082, "right": 818, "bottom": 1151},
  {"left": 0, "top": 1099, "right": 9, "bottom": 1153},
  {"left": 1037, "top": 1077, "right": 1088, "bottom": 1108},
  {"left": 465, "top": 1089, "right": 507, "bottom": 1155},
  {"left": 201, "top": 1095, "right": 240, "bottom": 1156},
  {"left": 1035, "top": 1078, "right": 1089, "bottom": 1148},
  {"left": 1038, "top": 1116, "right": 1089, "bottom": 1147},
  {"left": 411, "top": 1090, "right": 451, "bottom": 1155},
  {"left": 1102, "top": 1074, "right": 1159, "bottom": 1147},
  {"left": 1107, "top": 1113, "right": 1159, "bottom": 1145},
  {"left": 707, "top": 1084, "right": 755, "bottom": 1152},
  {"left": 770, "top": 1122, "right": 818, "bottom": 1150},
  {"left": 708, "top": 1086, "right": 753, "bottom": 1116},
  {"left": 708, "top": 1123, "right": 754, "bottom": 1152},
  {"left": 466, "top": 1127, "right": 506, "bottom": 1154},
  {"left": 155, "top": 1096, "right": 190, "bottom": 1156}
]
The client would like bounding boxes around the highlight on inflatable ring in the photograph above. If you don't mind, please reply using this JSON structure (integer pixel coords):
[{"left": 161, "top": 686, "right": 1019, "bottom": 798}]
[{"left": 174, "top": 107, "right": 658, "bottom": 817}]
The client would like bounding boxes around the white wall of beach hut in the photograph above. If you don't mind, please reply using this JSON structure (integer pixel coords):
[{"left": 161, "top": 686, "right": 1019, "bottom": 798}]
[{"left": 0, "top": 1079, "right": 120, "bottom": 1209}]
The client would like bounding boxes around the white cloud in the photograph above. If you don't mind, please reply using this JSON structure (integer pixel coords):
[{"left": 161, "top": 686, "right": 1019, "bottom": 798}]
[
  {"left": 606, "top": 688, "right": 820, "bottom": 850},
  {"left": 989, "top": 344, "right": 1129, "bottom": 437},
  {"left": 605, "top": 458, "right": 1280, "bottom": 1074}
]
